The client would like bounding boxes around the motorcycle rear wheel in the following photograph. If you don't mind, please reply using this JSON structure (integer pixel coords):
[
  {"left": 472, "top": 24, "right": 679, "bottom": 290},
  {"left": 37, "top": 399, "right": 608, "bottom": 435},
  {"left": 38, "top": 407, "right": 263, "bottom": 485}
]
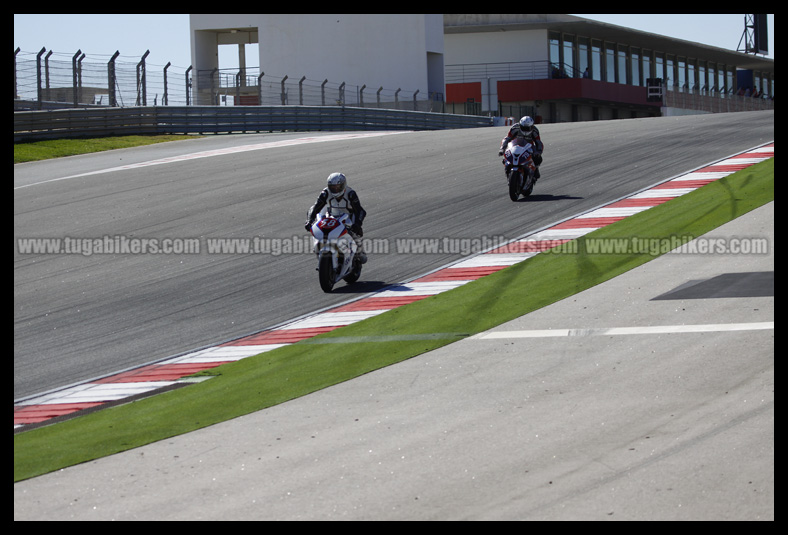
[
  {"left": 343, "top": 258, "right": 362, "bottom": 284},
  {"left": 523, "top": 174, "right": 534, "bottom": 197},
  {"left": 318, "top": 254, "right": 336, "bottom": 292}
]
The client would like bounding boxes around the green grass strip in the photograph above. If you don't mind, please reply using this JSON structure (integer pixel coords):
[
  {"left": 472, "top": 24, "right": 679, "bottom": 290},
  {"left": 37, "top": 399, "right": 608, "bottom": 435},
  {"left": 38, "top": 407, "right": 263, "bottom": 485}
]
[
  {"left": 14, "top": 159, "right": 773, "bottom": 482},
  {"left": 14, "top": 135, "right": 200, "bottom": 164}
]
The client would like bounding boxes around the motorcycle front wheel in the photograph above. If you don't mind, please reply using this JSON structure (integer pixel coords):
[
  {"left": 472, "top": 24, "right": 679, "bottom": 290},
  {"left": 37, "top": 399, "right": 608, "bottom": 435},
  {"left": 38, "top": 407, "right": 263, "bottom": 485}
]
[
  {"left": 508, "top": 170, "right": 522, "bottom": 201},
  {"left": 318, "top": 254, "right": 336, "bottom": 292}
]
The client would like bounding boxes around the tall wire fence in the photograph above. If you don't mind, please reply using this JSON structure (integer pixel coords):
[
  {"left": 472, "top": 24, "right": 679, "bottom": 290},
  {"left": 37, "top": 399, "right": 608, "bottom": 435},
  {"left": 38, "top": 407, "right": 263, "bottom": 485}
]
[{"left": 14, "top": 48, "right": 449, "bottom": 113}]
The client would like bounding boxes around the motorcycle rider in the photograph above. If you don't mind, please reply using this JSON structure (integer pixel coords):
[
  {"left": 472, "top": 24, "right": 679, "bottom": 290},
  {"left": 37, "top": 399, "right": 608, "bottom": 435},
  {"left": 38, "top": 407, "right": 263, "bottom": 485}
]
[
  {"left": 305, "top": 172, "right": 367, "bottom": 263},
  {"left": 498, "top": 115, "right": 543, "bottom": 179}
]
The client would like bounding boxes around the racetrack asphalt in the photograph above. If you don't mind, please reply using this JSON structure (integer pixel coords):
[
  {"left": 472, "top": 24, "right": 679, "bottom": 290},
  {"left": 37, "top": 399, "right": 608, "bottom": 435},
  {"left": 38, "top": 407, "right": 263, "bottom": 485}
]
[
  {"left": 14, "top": 112, "right": 773, "bottom": 520},
  {"left": 14, "top": 112, "right": 775, "bottom": 401}
]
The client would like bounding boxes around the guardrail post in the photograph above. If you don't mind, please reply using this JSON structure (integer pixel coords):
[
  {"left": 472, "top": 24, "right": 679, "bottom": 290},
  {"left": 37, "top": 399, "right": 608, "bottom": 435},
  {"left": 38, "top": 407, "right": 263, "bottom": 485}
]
[
  {"left": 299, "top": 76, "right": 306, "bottom": 105},
  {"left": 280, "top": 75, "right": 288, "bottom": 105},
  {"left": 35, "top": 47, "right": 46, "bottom": 109}
]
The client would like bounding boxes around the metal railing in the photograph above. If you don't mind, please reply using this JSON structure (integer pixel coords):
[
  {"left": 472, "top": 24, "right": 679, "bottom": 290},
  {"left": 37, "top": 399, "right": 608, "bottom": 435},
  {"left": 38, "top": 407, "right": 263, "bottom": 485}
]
[{"left": 13, "top": 105, "right": 493, "bottom": 142}]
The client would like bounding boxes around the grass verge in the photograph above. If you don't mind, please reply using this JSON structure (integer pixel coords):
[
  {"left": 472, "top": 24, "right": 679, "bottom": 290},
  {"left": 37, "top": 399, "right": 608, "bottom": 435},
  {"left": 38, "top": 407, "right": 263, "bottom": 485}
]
[
  {"left": 13, "top": 135, "right": 201, "bottom": 164},
  {"left": 14, "top": 159, "right": 773, "bottom": 482}
]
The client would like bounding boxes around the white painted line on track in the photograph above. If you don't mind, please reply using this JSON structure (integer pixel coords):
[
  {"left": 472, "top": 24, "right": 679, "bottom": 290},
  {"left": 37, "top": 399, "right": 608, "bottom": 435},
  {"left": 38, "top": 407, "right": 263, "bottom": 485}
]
[
  {"left": 468, "top": 322, "right": 774, "bottom": 340},
  {"left": 14, "top": 131, "right": 409, "bottom": 190}
]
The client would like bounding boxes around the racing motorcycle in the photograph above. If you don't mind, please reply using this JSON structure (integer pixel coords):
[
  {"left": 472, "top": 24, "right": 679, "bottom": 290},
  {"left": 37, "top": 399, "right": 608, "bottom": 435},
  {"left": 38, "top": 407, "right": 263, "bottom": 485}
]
[
  {"left": 309, "top": 212, "right": 362, "bottom": 292},
  {"left": 502, "top": 138, "right": 537, "bottom": 201}
]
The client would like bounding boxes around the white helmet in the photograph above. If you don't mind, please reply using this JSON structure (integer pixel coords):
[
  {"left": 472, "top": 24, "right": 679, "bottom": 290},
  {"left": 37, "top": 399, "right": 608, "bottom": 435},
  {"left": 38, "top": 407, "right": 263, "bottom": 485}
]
[
  {"left": 326, "top": 172, "right": 347, "bottom": 199},
  {"left": 519, "top": 116, "right": 535, "bottom": 134}
]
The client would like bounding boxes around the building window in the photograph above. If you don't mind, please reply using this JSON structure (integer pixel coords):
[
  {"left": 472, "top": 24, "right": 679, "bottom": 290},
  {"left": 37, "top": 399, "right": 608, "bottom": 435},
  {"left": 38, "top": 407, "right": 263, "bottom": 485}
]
[
  {"left": 688, "top": 60, "right": 696, "bottom": 92},
  {"left": 666, "top": 56, "right": 675, "bottom": 88},
  {"left": 642, "top": 50, "right": 651, "bottom": 82},
  {"left": 605, "top": 45, "right": 616, "bottom": 83},
  {"left": 549, "top": 32, "right": 560, "bottom": 71},
  {"left": 578, "top": 37, "right": 589, "bottom": 78},
  {"left": 678, "top": 58, "right": 686, "bottom": 92},
  {"left": 631, "top": 47, "right": 640, "bottom": 86},
  {"left": 563, "top": 35, "right": 575, "bottom": 76},
  {"left": 617, "top": 46, "right": 627, "bottom": 84},
  {"left": 591, "top": 40, "right": 602, "bottom": 81}
]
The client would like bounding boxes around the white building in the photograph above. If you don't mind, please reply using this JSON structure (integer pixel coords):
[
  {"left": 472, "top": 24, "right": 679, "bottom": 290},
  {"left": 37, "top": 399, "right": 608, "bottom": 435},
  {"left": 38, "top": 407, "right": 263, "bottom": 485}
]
[{"left": 189, "top": 14, "right": 444, "bottom": 106}]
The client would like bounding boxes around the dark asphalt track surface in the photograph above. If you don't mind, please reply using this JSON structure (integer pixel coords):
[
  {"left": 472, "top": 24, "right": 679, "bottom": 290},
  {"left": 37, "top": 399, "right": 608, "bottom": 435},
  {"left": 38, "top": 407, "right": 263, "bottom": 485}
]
[{"left": 14, "top": 111, "right": 774, "bottom": 400}]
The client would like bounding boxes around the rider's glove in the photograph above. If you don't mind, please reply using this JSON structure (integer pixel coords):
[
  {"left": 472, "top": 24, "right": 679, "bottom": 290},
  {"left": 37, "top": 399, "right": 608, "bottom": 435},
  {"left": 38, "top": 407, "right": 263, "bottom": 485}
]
[{"left": 305, "top": 221, "right": 313, "bottom": 231}]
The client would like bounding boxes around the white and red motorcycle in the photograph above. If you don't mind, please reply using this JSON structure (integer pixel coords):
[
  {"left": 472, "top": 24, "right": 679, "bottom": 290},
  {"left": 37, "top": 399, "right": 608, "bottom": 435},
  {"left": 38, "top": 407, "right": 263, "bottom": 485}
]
[
  {"left": 309, "top": 212, "right": 363, "bottom": 292},
  {"left": 502, "top": 138, "right": 537, "bottom": 201}
]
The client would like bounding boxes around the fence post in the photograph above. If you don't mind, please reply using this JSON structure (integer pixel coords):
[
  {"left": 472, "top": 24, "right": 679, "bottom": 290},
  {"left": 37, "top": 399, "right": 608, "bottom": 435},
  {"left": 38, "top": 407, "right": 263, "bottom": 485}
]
[
  {"left": 44, "top": 50, "right": 52, "bottom": 95},
  {"left": 77, "top": 52, "right": 85, "bottom": 105},
  {"left": 321, "top": 79, "right": 328, "bottom": 106},
  {"left": 377, "top": 86, "right": 383, "bottom": 108},
  {"left": 71, "top": 49, "right": 81, "bottom": 107},
  {"left": 360, "top": 85, "right": 366, "bottom": 107},
  {"left": 257, "top": 72, "right": 264, "bottom": 104},
  {"left": 338, "top": 82, "right": 345, "bottom": 106},
  {"left": 185, "top": 66, "right": 192, "bottom": 105},
  {"left": 299, "top": 76, "right": 306, "bottom": 105},
  {"left": 136, "top": 50, "right": 150, "bottom": 106},
  {"left": 35, "top": 47, "right": 46, "bottom": 109},
  {"left": 163, "top": 62, "right": 171, "bottom": 106},
  {"left": 413, "top": 89, "right": 419, "bottom": 111},
  {"left": 107, "top": 51, "right": 119, "bottom": 107},
  {"left": 280, "top": 75, "right": 288, "bottom": 105},
  {"left": 395, "top": 88, "right": 401, "bottom": 109}
]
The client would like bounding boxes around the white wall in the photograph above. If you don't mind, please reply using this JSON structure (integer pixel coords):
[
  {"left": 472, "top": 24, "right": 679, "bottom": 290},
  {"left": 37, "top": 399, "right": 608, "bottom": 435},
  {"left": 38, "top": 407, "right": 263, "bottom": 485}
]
[
  {"left": 444, "top": 29, "right": 548, "bottom": 65},
  {"left": 190, "top": 14, "right": 444, "bottom": 100}
]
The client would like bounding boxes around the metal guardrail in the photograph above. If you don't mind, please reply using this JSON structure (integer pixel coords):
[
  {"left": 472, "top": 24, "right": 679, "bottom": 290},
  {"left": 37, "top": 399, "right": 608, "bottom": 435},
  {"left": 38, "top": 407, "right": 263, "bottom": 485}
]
[{"left": 13, "top": 105, "right": 493, "bottom": 142}]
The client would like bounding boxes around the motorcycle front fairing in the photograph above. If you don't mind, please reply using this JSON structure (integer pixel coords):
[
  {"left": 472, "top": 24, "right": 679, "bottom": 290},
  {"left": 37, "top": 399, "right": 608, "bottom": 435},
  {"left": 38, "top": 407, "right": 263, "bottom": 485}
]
[
  {"left": 310, "top": 213, "right": 356, "bottom": 279},
  {"left": 503, "top": 138, "right": 535, "bottom": 175}
]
